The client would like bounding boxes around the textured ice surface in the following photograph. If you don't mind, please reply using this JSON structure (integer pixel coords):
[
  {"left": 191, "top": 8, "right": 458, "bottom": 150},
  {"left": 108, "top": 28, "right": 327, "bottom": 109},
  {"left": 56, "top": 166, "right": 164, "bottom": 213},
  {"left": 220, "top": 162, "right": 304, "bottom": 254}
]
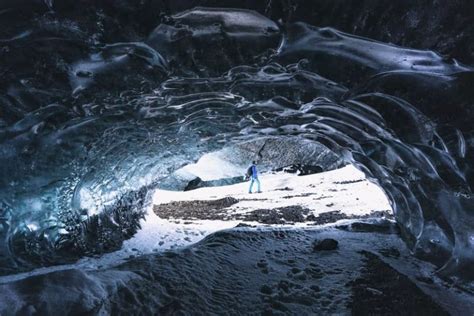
[{"left": 0, "top": 5, "right": 473, "bottom": 280}]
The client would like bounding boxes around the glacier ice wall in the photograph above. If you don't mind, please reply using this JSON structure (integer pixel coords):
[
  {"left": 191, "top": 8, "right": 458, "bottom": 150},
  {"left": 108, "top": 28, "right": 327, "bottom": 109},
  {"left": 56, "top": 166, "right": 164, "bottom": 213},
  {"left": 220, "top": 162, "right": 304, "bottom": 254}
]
[{"left": 0, "top": 2, "right": 473, "bottom": 277}]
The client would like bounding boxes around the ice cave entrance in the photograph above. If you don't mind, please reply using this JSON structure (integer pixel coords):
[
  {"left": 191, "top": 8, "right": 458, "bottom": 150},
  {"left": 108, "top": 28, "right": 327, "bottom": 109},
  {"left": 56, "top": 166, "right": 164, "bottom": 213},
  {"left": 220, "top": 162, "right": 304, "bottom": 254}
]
[
  {"left": 120, "top": 156, "right": 392, "bottom": 262},
  {"left": 0, "top": 154, "right": 393, "bottom": 282}
]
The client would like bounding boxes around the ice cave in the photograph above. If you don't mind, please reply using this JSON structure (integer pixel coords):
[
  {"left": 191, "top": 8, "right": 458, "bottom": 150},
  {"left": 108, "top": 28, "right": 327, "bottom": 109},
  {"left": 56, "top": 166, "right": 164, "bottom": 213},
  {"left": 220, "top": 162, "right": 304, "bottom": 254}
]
[{"left": 0, "top": 1, "right": 473, "bottom": 314}]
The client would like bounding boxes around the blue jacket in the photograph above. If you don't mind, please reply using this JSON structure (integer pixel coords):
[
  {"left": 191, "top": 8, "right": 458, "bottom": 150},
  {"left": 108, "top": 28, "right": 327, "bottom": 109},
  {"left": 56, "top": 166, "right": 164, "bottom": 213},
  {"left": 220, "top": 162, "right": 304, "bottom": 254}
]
[{"left": 250, "top": 164, "right": 258, "bottom": 178}]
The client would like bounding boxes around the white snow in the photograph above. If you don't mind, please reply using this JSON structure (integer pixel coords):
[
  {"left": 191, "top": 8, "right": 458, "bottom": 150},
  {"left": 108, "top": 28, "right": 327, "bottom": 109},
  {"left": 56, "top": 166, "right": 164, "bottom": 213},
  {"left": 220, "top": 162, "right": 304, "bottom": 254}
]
[
  {"left": 153, "top": 164, "right": 391, "bottom": 219},
  {"left": 128, "top": 164, "right": 391, "bottom": 257},
  {"left": 179, "top": 151, "right": 244, "bottom": 180}
]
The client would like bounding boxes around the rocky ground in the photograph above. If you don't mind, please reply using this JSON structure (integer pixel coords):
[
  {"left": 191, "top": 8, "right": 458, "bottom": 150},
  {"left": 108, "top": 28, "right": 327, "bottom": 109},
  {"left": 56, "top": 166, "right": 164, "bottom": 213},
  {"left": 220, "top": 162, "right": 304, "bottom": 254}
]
[{"left": 154, "top": 200, "right": 393, "bottom": 226}]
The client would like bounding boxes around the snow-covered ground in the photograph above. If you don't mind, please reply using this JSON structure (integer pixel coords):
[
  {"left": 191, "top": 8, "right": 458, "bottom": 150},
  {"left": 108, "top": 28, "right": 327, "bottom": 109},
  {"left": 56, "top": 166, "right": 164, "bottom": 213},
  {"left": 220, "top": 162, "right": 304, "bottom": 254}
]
[
  {"left": 116, "top": 165, "right": 392, "bottom": 265},
  {"left": 153, "top": 164, "right": 391, "bottom": 219},
  {"left": 0, "top": 164, "right": 390, "bottom": 283},
  {"left": 110, "top": 165, "right": 391, "bottom": 262}
]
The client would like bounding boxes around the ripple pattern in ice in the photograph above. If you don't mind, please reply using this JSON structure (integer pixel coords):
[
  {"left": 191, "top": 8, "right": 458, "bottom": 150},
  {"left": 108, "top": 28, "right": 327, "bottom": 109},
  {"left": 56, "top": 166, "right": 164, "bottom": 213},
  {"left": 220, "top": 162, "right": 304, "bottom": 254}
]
[{"left": 0, "top": 5, "right": 473, "bottom": 278}]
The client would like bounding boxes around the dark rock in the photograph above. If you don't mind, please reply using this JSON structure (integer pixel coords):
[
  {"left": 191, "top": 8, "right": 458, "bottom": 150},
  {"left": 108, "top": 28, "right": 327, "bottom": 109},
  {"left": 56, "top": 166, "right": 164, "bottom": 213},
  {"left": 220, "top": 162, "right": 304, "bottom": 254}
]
[
  {"left": 184, "top": 177, "right": 203, "bottom": 191},
  {"left": 309, "top": 210, "right": 351, "bottom": 225},
  {"left": 336, "top": 218, "right": 399, "bottom": 235},
  {"left": 276, "top": 164, "right": 324, "bottom": 176},
  {"left": 229, "top": 137, "right": 344, "bottom": 174},
  {"left": 235, "top": 223, "right": 256, "bottom": 228},
  {"left": 312, "top": 238, "right": 339, "bottom": 251},
  {"left": 275, "top": 187, "right": 293, "bottom": 191},
  {"left": 242, "top": 205, "right": 310, "bottom": 224},
  {"left": 153, "top": 197, "right": 239, "bottom": 220},
  {"left": 187, "top": 176, "right": 246, "bottom": 191}
]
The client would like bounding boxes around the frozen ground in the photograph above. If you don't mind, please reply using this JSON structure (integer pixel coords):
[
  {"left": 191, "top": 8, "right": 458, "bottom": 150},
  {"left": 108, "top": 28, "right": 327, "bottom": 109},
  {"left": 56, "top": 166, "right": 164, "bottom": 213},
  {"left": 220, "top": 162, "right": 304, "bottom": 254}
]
[
  {"left": 1, "top": 222, "right": 473, "bottom": 314},
  {"left": 0, "top": 164, "right": 387, "bottom": 284},
  {"left": 0, "top": 165, "right": 473, "bottom": 315},
  {"left": 153, "top": 164, "right": 391, "bottom": 222}
]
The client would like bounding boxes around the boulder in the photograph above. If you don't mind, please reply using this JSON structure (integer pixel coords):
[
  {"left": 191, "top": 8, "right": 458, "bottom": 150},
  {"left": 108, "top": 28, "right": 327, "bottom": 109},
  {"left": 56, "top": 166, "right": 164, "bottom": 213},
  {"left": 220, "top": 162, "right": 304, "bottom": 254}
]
[{"left": 312, "top": 238, "right": 339, "bottom": 251}]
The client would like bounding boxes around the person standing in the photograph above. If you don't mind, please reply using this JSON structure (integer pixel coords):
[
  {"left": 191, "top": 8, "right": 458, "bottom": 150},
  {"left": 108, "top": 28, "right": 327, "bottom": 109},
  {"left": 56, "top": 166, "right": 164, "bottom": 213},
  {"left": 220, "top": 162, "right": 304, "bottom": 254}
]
[{"left": 247, "top": 161, "right": 261, "bottom": 194}]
